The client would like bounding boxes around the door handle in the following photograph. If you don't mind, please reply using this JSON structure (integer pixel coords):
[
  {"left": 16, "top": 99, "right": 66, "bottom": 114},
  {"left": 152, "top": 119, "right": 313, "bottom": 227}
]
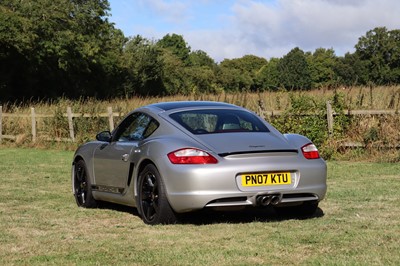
[{"left": 122, "top": 154, "right": 129, "bottom": 162}]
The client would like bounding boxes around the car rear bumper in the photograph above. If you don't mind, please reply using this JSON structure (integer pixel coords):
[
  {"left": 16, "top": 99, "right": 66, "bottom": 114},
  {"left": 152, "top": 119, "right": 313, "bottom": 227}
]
[
  {"left": 156, "top": 156, "right": 327, "bottom": 213},
  {"left": 166, "top": 185, "right": 326, "bottom": 213}
]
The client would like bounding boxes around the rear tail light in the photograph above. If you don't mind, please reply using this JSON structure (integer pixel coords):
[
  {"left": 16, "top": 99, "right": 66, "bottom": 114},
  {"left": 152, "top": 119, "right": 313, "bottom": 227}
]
[
  {"left": 301, "top": 143, "right": 320, "bottom": 159},
  {"left": 168, "top": 148, "right": 218, "bottom": 164}
]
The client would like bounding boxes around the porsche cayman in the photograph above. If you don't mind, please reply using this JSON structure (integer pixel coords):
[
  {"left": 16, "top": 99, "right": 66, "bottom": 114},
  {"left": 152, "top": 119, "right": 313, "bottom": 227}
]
[{"left": 72, "top": 101, "right": 327, "bottom": 224}]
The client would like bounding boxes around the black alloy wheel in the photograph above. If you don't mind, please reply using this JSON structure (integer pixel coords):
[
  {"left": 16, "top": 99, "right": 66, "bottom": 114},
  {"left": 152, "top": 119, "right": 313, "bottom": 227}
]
[
  {"left": 138, "top": 164, "right": 177, "bottom": 225},
  {"left": 74, "top": 160, "right": 97, "bottom": 208}
]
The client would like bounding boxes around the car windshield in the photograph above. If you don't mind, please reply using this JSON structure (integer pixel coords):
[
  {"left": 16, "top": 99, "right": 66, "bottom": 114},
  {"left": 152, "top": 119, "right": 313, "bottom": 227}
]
[{"left": 169, "top": 109, "right": 269, "bottom": 134}]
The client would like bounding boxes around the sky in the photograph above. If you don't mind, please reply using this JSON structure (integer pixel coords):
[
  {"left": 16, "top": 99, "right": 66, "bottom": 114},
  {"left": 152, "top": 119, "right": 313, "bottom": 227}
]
[{"left": 107, "top": 0, "right": 400, "bottom": 62}]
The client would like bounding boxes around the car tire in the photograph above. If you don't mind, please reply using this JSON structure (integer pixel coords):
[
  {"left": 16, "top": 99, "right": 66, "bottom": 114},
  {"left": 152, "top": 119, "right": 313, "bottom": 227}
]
[
  {"left": 73, "top": 160, "right": 97, "bottom": 208},
  {"left": 274, "top": 201, "right": 319, "bottom": 217},
  {"left": 137, "top": 164, "right": 177, "bottom": 225}
]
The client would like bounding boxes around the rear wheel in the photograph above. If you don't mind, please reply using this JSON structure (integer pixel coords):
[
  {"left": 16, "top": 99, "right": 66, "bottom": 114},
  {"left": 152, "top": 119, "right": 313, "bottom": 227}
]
[
  {"left": 137, "top": 164, "right": 177, "bottom": 225},
  {"left": 274, "top": 201, "right": 319, "bottom": 217},
  {"left": 73, "top": 160, "right": 97, "bottom": 208}
]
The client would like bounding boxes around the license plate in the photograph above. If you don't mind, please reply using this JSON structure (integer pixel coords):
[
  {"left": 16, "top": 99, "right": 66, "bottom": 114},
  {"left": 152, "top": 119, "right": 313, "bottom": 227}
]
[{"left": 241, "top": 172, "right": 291, "bottom": 187}]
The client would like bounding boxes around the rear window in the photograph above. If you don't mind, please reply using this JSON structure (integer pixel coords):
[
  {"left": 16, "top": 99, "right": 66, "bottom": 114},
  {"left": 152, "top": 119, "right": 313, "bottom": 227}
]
[{"left": 169, "top": 109, "right": 269, "bottom": 134}]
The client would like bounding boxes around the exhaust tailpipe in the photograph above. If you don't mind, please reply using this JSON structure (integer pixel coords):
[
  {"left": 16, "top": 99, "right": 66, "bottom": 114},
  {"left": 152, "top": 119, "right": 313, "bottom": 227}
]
[
  {"left": 259, "top": 196, "right": 272, "bottom": 206},
  {"left": 256, "top": 194, "right": 282, "bottom": 206},
  {"left": 270, "top": 195, "right": 282, "bottom": 205}
]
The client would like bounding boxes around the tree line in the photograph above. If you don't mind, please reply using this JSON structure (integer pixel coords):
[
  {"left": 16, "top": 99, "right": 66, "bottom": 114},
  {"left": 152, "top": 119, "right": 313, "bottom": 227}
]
[{"left": 1, "top": 0, "right": 400, "bottom": 102}]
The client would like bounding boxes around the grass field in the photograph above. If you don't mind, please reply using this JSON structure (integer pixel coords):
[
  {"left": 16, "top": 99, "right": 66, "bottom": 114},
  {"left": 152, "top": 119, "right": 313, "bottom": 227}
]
[{"left": 0, "top": 148, "right": 399, "bottom": 265}]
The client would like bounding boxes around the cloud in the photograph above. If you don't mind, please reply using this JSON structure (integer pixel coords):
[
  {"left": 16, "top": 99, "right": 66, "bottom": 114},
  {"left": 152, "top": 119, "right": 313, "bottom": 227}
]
[
  {"left": 110, "top": 0, "right": 400, "bottom": 61},
  {"left": 220, "top": 0, "right": 400, "bottom": 59},
  {"left": 138, "top": 0, "right": 190, "bottom": 24}
]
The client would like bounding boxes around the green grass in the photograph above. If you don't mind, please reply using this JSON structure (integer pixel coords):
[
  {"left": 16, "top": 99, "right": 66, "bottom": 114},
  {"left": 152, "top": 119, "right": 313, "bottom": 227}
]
[{"left": 0, "top": 148, "right": 399, "bottom": 265}]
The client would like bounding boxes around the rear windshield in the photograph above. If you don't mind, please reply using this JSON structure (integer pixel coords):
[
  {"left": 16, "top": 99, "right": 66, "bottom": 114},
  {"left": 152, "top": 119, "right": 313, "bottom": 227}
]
[{"left": 169, "top": 109, "right": 269, "bottom": 134}]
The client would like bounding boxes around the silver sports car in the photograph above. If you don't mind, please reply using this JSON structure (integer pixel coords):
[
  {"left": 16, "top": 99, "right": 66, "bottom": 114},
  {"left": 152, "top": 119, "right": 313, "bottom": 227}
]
[{"left": 72, "top": 101, "right": 327, "bottom": 224}]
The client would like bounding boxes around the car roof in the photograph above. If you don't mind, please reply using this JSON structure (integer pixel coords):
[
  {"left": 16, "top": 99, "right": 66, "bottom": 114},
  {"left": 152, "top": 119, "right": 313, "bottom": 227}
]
[{"left": 147, "top": 101, "right": 238, "bottom": 111}]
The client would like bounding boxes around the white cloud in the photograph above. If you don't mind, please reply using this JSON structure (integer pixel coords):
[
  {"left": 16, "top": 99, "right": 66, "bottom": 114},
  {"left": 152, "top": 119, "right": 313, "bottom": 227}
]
[
  {"left": 137, "top": 0, "right": 190, "bottom": 24},
  {"left": 217, "top": 0, "right": 400, "bottom": 59},
  {"left": 111, "top": 0, "right": 400, "bottom": 61}
]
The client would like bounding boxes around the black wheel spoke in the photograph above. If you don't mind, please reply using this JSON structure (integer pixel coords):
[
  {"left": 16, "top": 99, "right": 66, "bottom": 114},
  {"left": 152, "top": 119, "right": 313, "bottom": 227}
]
[
  {"left": 146, "top": 202, "right": 155, "bottom": 220},
  {"left": 74, "top": 165, "right": 86, "bottom": 205},
  {"left": 152, "top": 180, "right": 158, "bottom": 206},
  {"left": 140, "top": 172, "right": 160, "bottom": 221},
  {"left": 141, "top": 172, "right": 158, "bottom": 221},
  {"left": 145, "top": 175, "right": 154, "bottom": 187},
  {"left": 142, "top": 191, "right": 152, "bottom": 200}
]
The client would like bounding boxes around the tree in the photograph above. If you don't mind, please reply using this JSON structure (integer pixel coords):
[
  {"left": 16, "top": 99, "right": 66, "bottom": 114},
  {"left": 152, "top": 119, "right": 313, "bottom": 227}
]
[
  {"left": 255, "top": 58, "right": 281, "bottom": 91},
  {"left": 217, "top": 55, "right": 267, "bottom": 91},
  {"left": 307, "top": 48, "right": 338, "bottom": 88},
  {"left": 0, "top": 0, "right": 41, "bottom": 100},
  {"left": 122, "top": 35, "right": 164, "bottom": 96},
  {"left": 184, "top": 66, "right": 217, "bottom": 94},
  {"left": 185, "top": 50, "right": 217, "bottom": 94},
  {"left": 187, "top": 50, "right": 215, "bottom": 68},
  {"left": 334, "top": 52, "right": 369, "bottom": 86},
  {"left": 157, "top": 34, "right": 191, "bottom": 63},
  {"left": 277, "top": 47, "right": 311, "bottom": 90},
  {"left": 355, "top": 27, "right": 400, "bottom": 84},
  {"left": 216, "top": 63, "right": 252, "bottom": 92},
  {"left": 0, "top": 0, "right": 126, "bottom": 101},
  {"left": 159, "top": 49, "right": 189, "bottom": 95}
]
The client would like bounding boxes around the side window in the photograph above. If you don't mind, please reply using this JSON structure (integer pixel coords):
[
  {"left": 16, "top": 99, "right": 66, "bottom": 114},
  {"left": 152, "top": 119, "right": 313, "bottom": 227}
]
[
  {"left": 115, "top": 113, "right": 159, "bottom": 141},
  {"left": 143, "top": 119, "right": 159, "bottom": 139}
]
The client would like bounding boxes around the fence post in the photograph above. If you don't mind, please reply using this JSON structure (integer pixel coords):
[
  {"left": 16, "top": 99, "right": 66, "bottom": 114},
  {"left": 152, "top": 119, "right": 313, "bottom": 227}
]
[
  {"left": 107, "top": 106, "right": 114, "bottom": 131},
  {"left": 31, "top": 107, "right": 36, "bottom": 143},
  {"left": 0, "top": 106, "right": 2, "bottom": 143},
  {"left": 257, "top": 99, "right": 266, "bottom": 118},
  {"left": 67, "top": 107, "right": 75, "bottom": 142},
  {"left": 326, "top": 101, "right": 334, "bottom": 136}
]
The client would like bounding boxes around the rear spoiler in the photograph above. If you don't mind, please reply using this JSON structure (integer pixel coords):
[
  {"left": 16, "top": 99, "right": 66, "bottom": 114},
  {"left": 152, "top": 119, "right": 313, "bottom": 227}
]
[{"left": 218, "top": 149, "right": 298, "bottom": 157}]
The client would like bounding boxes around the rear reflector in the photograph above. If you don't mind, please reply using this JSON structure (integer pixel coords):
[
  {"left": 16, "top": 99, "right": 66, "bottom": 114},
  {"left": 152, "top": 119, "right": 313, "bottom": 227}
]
[
  {"left": 301, "top": 143, "right": 320, "bottom": 159},
  {"left": 168, "top": 148, "right": 218, "bottom": 164}
]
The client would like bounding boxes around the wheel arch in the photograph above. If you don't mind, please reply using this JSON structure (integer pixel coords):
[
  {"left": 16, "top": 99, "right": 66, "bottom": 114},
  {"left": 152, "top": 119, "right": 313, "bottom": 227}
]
[
  {"left": 71, "top": 155, "right": 85, "bottom": 194},
  {"left": 73, "top": 155, "right": 85, "bottom": 164},
  {"left": 71, "top": 155, "right": 95, "bottom": 195},
  {"left": 135, "top": 159, "right": 177, "bottom": 224},
  {"left": 72, "top": 155, "right": 85, "bottom": 181},
  {"left": 71, "top": 157, "right": 98, "bottom": 208}
]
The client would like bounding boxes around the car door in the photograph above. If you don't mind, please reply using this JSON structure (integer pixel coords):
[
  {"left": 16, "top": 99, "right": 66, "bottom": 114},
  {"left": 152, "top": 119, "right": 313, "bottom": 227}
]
[{"left": 92, "top": 112, "right": 158, "bottom": 192}]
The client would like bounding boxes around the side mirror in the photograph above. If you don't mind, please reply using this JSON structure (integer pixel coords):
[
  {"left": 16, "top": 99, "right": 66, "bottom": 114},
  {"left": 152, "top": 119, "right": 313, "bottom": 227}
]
[{"left": 96, "top": 131, "right": 112, "bottom": 142}]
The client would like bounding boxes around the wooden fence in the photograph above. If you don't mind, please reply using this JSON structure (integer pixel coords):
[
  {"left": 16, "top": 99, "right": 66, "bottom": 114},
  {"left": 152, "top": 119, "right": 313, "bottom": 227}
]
[
  {"left": 0, "top": 103, "right": 398, "bottom": 144},
  {"left": 0, "top": 106, "right": 122, "bottom": 143}
]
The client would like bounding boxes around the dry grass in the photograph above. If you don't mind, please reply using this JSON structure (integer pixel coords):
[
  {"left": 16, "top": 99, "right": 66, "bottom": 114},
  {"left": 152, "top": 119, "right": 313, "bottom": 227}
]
[
  {"left": 1, "top": 86, "right": 399, "bottom": 159},
  {"left": 2, "top": 85, "right": 399, "bottom": 114}
]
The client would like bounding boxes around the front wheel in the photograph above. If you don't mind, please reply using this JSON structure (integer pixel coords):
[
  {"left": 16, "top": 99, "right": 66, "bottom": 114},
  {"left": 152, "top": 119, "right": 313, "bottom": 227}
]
[
  {"left": 73, "top": 160, "right": 97, "bottom": 208},
  {"left": 137, "top": 164, "right": 177, "bottom": 225}
]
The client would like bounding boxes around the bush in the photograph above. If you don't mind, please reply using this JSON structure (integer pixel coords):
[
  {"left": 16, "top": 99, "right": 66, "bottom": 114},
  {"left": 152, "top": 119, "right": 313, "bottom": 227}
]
[{"left": 270, "top": 91, "right": 351, "bottom": 159}]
